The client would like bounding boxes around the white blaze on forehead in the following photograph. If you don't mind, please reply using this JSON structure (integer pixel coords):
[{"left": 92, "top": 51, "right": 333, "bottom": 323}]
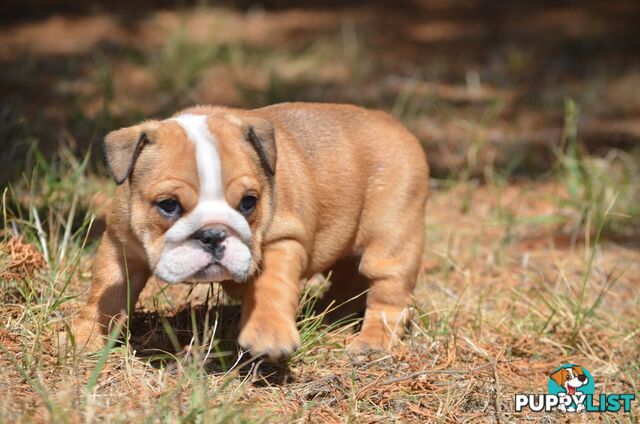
[{"left": 173, "top": 114, "right": 223, "bottom": 200}]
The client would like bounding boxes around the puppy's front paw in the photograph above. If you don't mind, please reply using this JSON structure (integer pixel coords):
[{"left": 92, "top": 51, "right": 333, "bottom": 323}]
[{"left": 238, "top": 314, "right": 301, "bottom": 361}]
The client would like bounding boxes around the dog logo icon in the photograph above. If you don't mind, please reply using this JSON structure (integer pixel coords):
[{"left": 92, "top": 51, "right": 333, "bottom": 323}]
[
  {"left": 548, "top": 364, "right": 594, "bottom": 413},
  {"left": 516, "top": 363, "right": 635, "bottom": 413}
]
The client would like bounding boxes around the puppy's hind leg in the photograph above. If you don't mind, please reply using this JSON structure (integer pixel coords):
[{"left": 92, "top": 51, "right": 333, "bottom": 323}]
[{"left": 348, "top": 186, "right": 427, "bottom": 353}]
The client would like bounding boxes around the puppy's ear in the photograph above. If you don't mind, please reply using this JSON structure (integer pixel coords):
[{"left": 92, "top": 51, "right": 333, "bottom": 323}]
[
  {"left": 573, "top": 366, "right": 584, "bottom": 376},
  {"left": 104, "top": 121, "right": 159, "bottom": 185},
  {"left": 550, "top": 368, "right": 567, "bottom": 386},
  {"left": 242, "top": 118, "right": 276, "bottom": 177}
]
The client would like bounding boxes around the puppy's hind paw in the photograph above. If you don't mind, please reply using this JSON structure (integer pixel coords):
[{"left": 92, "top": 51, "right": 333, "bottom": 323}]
[{"left": 66, "top": 321, "right": 106, "bottom": 354}]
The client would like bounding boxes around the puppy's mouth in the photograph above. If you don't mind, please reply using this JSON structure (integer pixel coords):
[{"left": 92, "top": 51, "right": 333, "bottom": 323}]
[
  {"left": 154, "top": 236, "right": 253, "bottom": 284},
  {"left": 190, "top": 257, "right": 250, "bottom": 284},
  {"left": 189, "top": 260, "right": 233, "bottom": 282},
  {"left": 566, "top": 379, "right": 586, "bottom": 395}
]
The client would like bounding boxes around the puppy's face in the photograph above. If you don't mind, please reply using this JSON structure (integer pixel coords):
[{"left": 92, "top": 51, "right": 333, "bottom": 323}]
[
  {"left": 104, "top": 112, "right": 276, "bottom": 284},
  {"left": 550, "top": 366, "right": 589, "bottom": 394},
  {"left": 564, "top": 366, "right": 588, "bottom": 389}
]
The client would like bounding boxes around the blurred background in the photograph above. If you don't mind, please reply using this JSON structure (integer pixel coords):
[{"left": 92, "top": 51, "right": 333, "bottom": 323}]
[{"left": 2, "top": 0, "right": 640, "bottom": 183}]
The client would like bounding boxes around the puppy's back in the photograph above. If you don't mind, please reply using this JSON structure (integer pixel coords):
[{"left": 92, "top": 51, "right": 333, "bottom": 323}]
[
  {"left": 255, "top": 102, "right": 429, "bottom": 272},
  {"left": 256, "top": 102, "right": 428, "bottom": 180}
]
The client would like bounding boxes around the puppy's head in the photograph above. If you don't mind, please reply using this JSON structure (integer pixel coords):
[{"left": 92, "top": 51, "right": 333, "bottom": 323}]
[
  {"left": 104, "top": 111, "right": 276, "bottom": 284},
  {"left": 550, "top": 365, "right": 588, "bottom": 394}
]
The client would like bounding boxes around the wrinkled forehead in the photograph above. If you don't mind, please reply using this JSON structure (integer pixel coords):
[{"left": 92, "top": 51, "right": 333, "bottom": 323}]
[
  {"left": 137, "top": 113, "right": 250, "bottom": 194},
  {"left": 135, "top": 119, "right": 200, "bottom": 189}
]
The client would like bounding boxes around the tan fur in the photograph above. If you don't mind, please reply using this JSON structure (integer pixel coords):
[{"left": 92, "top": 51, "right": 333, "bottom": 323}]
[{"left": 73, "top": 102, "right": 429, "bottom": 359}]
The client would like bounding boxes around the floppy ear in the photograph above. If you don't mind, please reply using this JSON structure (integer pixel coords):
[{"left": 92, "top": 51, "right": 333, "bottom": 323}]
[
  {"left": 573, "top": 366, "right": 584, "bottom": 376},
  {"left": 550, "top": 369, "right": 567, "bottom": 386},
  {"left": 104, "top": 121, "right": 159, "bottom": 185},
  {"left": 242, "top": 118, "right": 276, "bottom": 177}
]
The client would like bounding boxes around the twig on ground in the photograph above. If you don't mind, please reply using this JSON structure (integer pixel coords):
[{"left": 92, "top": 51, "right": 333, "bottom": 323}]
[{"left": 380, "top": 362, "right": 494, "bottom": 386}]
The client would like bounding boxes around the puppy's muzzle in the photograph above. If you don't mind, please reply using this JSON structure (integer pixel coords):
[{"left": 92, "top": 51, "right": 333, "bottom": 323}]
[{"left": 193, "top": 227, "right": 227, "bottom": 260}]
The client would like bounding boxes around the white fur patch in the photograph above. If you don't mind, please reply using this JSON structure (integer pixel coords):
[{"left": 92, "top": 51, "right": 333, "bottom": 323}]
[
  {"left": 154, "top": 114, "right": 252, "bottom": 284},
  {"left": 174, "top": 114, "right": 223, "bottom": 200}
]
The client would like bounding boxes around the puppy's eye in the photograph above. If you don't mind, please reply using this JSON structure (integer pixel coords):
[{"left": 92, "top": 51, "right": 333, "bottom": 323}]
[
  {"left": 238, "top": 195, "right": 258, "bottom": 216},
  {"left": 156, "top": 199, "right": 182, "bottom": 218}
]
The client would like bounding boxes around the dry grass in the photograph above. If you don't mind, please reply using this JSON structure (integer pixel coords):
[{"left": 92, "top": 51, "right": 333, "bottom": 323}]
[
  {"left": 1, "top": 2, "right": 640, "bottom": 422},
  {"left": 2, "top": 170, "right": 638, "bottom": 422}
]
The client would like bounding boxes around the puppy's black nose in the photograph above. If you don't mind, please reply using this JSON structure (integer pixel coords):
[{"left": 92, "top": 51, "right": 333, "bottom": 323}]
[
  {"left": 193, "top": 228, "right": 227, "bottom": 246},
  {"left": 578, "top": 375, "right": 587, "bottom": 382}
]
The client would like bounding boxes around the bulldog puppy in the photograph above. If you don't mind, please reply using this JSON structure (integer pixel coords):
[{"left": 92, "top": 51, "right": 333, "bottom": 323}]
[{"left": 72, "top": 102, "right": 429, "bottom": 360}]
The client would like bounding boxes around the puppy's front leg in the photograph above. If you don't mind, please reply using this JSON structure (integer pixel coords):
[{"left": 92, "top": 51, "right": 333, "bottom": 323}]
[
  {"left": 72, "top": 231, "right": 150, "bottom": 352},
  {"left": 238, "top": 240, "right": 305, "bottom": 360}
]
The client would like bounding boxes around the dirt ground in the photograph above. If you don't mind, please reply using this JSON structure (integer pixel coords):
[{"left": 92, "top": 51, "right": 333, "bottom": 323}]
[{"left": 1, "top": 0, "right": 639, "bottom": 422}]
